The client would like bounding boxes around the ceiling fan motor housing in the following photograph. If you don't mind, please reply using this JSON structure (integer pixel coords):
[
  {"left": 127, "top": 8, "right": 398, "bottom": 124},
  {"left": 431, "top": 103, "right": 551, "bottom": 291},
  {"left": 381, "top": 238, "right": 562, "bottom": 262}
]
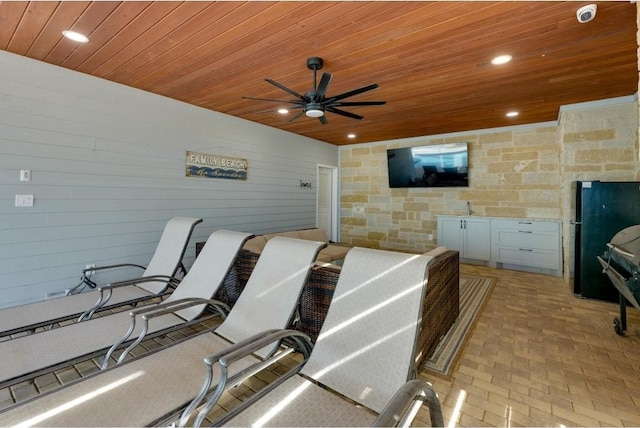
[{"left": 307, "top": 56, "right": 323, "bottom": 70}]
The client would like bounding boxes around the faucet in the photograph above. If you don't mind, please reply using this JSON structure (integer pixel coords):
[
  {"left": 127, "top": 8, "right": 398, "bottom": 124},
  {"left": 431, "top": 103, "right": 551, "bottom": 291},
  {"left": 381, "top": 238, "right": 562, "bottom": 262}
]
[{"left": 467, "top": 201, "right": 474, "bottom": 216}]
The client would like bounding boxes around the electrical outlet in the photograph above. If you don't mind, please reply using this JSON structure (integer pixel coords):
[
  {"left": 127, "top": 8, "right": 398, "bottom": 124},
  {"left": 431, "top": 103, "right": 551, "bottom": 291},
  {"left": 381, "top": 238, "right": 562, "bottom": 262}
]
[
  {"left": 20, "top": 169, "right": 31, "bottom": 182},
  {"left": 428, "top": 234, "right": 434, "bottom": 241},
  {"left": 85, "top": 263, "right": 96, "bottom": 271},
  {"left": 15, "top": 195, "right": 34, "bottom": 207}
]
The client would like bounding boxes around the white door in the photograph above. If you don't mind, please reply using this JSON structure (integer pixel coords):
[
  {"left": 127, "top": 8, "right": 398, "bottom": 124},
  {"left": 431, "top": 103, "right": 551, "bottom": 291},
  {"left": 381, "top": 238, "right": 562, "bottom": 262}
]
[{"left": 317, "top": 165, "right": 338, "bottom": 241}]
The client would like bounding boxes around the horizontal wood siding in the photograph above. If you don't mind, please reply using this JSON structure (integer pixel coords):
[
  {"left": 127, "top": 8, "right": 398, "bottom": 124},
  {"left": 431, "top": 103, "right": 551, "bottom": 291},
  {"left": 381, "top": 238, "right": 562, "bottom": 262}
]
[{"left": 0, "top": 51, "right": 338, "bottom": 308}]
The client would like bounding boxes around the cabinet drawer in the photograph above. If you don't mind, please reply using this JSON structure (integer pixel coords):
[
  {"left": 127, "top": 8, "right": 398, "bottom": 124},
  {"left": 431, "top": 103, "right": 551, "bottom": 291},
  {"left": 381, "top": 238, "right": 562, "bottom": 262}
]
[
  {"left": 494, "top": 230, "right": 558, "bottom": 251},
  {"left": 494, "top": 247, "right": 560, "bottom": 270},
  {"left": 492, "top": 219, "right": 559, "bottom": 233}
]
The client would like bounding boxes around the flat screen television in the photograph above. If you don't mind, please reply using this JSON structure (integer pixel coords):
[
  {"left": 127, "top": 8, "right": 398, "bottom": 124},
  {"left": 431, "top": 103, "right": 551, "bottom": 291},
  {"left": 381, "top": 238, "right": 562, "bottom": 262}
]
[{"left": 387, "top": 142, "right": 468, "bottom": 188}]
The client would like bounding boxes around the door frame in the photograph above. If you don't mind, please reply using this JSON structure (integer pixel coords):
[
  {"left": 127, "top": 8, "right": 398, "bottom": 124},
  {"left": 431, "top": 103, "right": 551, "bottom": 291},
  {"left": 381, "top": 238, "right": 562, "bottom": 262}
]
[{"left": 316, "top": 164, "right": 340, "bottom": 242}]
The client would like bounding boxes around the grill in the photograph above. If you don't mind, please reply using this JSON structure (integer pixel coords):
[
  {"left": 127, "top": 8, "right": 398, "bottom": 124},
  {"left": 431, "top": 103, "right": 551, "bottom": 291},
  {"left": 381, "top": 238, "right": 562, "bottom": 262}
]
[{"left": 597, "top": 225, "right": 640, "bottom": 335}]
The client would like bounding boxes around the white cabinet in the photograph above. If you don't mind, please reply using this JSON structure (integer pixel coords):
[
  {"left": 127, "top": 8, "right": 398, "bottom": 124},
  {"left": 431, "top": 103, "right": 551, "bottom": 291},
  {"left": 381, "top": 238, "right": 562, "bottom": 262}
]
[
  {"left": 437, "top": 215, "right": 563, "bottom": 276},
  {"left": 491, "top": 218, "right": 562, "bottom": 276},
  {"left": 437, "top": 216, "right": 491, "bottom": 262}
]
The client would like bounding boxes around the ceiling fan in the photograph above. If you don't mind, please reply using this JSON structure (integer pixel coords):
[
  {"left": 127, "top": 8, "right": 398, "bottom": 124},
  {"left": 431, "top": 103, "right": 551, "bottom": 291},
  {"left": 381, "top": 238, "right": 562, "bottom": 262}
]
[{"left": 243, "top": 57, "right": 386, "bottom": 124}]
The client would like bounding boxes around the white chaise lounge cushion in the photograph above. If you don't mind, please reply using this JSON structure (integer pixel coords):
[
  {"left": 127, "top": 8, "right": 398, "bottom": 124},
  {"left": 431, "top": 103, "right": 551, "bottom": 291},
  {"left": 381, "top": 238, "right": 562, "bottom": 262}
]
[
  {"left": 0, "top": 229, "right": 251, "bottom": 387},
  {"left": 0, "top": 216, "right": 202, "bottom": 336},
  {"left": 0, "top": 236, "right": 326, "bottom": 427},
  {"left": 226, "top": 247, "right": 433, "bottom": 427}
]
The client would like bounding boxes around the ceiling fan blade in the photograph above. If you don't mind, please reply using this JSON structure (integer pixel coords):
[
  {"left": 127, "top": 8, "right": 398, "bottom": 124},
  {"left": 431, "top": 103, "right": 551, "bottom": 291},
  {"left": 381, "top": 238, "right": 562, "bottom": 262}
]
[
  {"left": 287, "top": 110, "right": 306, "bottom": 123},
  {"left": 265, "top": 78, "right": 309, "bottom": 102},
  {"left": 242, "top": 96, "right": 304, "bottom": 104},
  {"left": 326, "top": 83, "right": 380, "bottom": 102},
  {"left": 326, "top": 106, "right": 364, "bottom": 120},
  {"left": 328, "top": 100, "right": 386, "bottom": 107},
  {"left": 319, "top": 115, "right": 328, "bottom": 125},
  {"left": 314, "top": 72, "right": 332, "bottom": 101}
]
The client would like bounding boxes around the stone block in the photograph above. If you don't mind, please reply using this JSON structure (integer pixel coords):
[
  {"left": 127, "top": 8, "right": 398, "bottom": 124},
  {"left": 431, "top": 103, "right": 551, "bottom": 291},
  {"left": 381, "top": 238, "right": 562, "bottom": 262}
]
[
  {"left": 341, "top": 194, "right": 369, "bottom": 203},
  {"left": 486, "top": 148, "right": 505, "bottom": 156},
  {"left": 564, "top": 164, "right": 603, "bottom": 172},
  {"left": 522, "top": 172, "right": 559, "bottom": 185},
  {"left": 503, "top": 151, "right": 539, "bottom": 161},
  {"left": 352, "top": 147, "right": 371, "bottom": 155},
  {"left": 487, "top": 160, "right": 539, "bottom": 173},
  {"left": 480, "top": 132, "right": 514, "bottom": 144},
  {"left": 563, "top": 129, "right": 616, "bottom": 143},
  {"left": 539, "top": 162, "right": 560, "bottom": 171},
  {"left": 341, "top": 159, "right": 362, "bottom": 168},
  {"left": 604, "top": 163, "right": 636, "bottom": 171},
  {"left": 392, "top": 211, "right": 407, "bottom": 220},
  {"left": 476, "top": 189, "right": 520, "bottom": 201},
  {"left": 495, "top": 173, "right": 524, "bottom": 185},
  {"left": 342, "top": 217, "right": 367, "bottom": 226},
  {"left": 403, "top": 202, "right": 431, "bottom": 212},
  {"left": 575, "top": 148, "right": 633, "bottom": 164},
  {"left": 485, "top": 207, "right": 526, "bottom": 218},
  {"left": 367, "top": 231, "right": 387, "bottom": 241}
]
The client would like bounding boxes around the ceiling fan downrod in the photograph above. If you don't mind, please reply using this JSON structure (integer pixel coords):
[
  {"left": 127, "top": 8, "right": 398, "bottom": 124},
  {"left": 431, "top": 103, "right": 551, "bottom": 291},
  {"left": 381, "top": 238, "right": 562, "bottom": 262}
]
[{"left": 307, "top": 56, "right": 323, "bottom": 94}]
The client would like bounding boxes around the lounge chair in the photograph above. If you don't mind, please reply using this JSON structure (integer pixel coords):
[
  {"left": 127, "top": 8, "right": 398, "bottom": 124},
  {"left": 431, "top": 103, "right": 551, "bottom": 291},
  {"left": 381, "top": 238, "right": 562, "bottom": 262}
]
[
  {"left": 0, "top": 229, "right": 253, "bottom": 389},
  {"left": 187, "top": 247, "right": 443, "bottom": 427},
  {"left": 0, "top": 236, "right": 326, "bottom": 426},
  {"left": 0, "top": 216, "right": 203, "bottom": 338}
]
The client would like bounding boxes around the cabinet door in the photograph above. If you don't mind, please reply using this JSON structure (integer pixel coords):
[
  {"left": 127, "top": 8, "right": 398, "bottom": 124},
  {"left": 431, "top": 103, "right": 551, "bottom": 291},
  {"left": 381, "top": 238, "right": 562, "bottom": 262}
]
[
  {"left": 463, "top": 218, "right": 491, "bottom": 261},
  {"left": 438, "top": 217, "right": 463, "bottom": 252}
]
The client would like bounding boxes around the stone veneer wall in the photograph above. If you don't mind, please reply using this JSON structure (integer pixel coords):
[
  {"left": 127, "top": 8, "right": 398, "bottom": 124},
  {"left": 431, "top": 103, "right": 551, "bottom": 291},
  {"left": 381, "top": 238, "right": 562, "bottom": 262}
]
[
  {"left": 559, "top": 100, "right": 639, "bottom": 280},
  {"left": 340, "top": 124, "right": 559, "bottom": 252},
  {"left": 340, "top": 97, "right": 639, "bottom": 280}
]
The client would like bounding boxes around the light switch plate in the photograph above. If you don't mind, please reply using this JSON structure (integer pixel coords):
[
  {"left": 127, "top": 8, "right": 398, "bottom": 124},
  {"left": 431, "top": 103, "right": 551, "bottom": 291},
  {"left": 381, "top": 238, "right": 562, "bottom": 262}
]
[{"left": 15, "top": 194, "right": 34, "bottom": 207}]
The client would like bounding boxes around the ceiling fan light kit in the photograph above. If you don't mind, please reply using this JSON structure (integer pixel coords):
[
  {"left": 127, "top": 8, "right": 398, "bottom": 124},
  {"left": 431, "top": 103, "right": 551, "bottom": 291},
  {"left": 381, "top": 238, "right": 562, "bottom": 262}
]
[
  {"left": 243, "top": 57, "right": 386, "bottom": 124},
  {"left": 305, "top": 103, "right": 324, "bottom": 118}
]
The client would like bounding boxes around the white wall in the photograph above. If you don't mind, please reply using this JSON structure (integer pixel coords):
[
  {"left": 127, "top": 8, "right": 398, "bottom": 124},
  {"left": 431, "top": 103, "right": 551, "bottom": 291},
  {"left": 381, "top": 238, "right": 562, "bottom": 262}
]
[{"left": 0, "top": 51, "right": 338, "bottom": 308}]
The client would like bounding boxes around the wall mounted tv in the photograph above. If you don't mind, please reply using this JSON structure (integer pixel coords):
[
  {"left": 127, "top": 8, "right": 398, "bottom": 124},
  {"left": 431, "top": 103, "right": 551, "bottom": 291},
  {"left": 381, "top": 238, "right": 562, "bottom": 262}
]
[{"left": 387, "top": 142, "right": 468, "bottom": 188}]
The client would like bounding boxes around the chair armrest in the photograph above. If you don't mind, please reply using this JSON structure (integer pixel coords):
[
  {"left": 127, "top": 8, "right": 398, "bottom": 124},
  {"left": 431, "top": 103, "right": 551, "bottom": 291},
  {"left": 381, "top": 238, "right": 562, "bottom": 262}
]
[
  {"left": 77, "top": 275, "right": 180, "bottom": 322},
  {"left": 133, "top": 297, "right": 229, "bottom": 320},
  {"left": 67, "top": 263, "right": 148, "bottom": 295},
  {"left": 102, "top": 298, "right": 230, "bottom": 368},
  {"left": 98, "top": 274, "right": 179, "bottom": 292},
  {"left": 206, "top": 328, "right": 312, "bottom": 367},
  {"left": 180, "top": 329, "right": 313, "bottom": 427},
  {"left": 83, "top": 262, "right": 146, "bottom": 276},
  {"left": 373, "top": 379, "right": 444, "bottom": 427}
]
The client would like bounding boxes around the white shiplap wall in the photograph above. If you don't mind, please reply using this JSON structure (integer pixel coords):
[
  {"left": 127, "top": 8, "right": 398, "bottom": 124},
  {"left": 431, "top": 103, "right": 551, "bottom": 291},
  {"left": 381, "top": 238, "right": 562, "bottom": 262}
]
[{"left": 0, "top": 51, "right": 338, "bottom": 308}]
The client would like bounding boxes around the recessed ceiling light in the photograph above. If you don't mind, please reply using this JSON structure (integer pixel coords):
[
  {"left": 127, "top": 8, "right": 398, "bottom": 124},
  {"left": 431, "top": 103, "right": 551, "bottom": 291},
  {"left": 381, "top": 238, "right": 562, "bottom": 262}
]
[
  {"left": 277, "top": 108, "right": 289, "bottom": 114},
  {"left": 62, "top": 30, "right": 89, "bottom": 43},
  {"left": 506, "top": 111, "right": 519, "bottom": 118},
  {"left": 347, "top": 133, "right": 356, "bottom": 139},
  {"left": 491, "top": 54, "right": 512, "bottom": 65}
]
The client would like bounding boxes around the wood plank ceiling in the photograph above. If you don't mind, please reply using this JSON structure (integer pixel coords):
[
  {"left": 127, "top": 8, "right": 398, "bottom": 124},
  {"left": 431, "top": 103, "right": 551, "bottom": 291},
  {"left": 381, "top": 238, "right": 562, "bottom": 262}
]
[{"left": 0, "top": 1, "right": 637, "bottom": 146}]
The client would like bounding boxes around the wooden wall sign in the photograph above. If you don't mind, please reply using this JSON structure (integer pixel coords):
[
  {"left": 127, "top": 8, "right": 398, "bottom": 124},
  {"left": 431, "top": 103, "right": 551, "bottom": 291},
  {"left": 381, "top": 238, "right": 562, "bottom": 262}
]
[{"left": 186, "top": 151, "right": 248, "bottom": 180}]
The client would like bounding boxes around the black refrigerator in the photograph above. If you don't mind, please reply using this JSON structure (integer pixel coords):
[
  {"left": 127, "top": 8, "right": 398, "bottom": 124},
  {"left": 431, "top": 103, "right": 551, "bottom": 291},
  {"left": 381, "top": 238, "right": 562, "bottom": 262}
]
[{"left": 574, "top": 181, "right": 640, "bottom": 302}]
